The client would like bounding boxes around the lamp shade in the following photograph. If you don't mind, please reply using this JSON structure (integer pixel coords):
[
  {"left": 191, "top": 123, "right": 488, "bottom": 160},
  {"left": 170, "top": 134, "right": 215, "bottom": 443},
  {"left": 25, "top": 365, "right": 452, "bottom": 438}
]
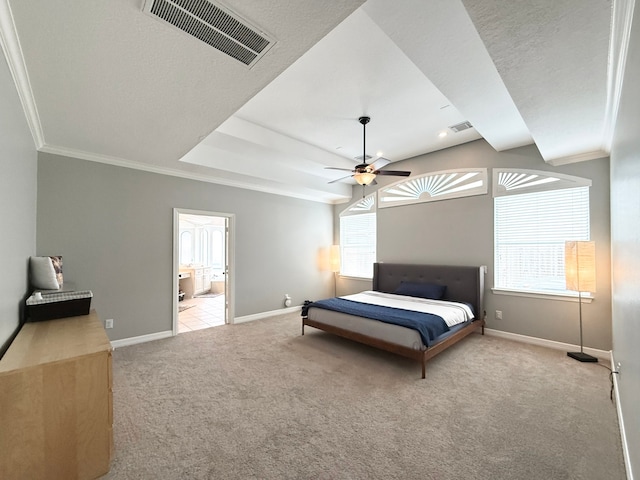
[
  {"left": 565, "top": 241, "right": 596, "bottom": 293},
  {"left": 329, "top": 245, "right": 341, "bottom": 273}
]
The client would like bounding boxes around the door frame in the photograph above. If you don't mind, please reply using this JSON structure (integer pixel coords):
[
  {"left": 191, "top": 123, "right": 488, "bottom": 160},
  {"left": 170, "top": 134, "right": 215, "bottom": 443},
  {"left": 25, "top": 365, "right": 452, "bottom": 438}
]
[{"left": 172, "top": 208, "right": 235, "bottom": 335}]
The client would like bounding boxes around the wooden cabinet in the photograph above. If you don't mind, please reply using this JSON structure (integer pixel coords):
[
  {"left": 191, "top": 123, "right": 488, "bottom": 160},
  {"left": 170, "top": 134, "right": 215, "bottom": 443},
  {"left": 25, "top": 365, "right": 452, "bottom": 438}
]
[
  {"left": 194, "top": 267, "right": 204, "bottom": 294},
  {"left": 179, "top": 266, "right": 213, "bottom": 297},
  {"left": 178, "top": 271, "right": 193, "bottom": 299},
  {"left": 203, "top": 268, "right": 212, "bottom": 291},
  {"left": 0, "top": 310, "right": 113, "bottom": 479},
  {"left": 193, "top": 267, "right": 212, "bottom": 295}
]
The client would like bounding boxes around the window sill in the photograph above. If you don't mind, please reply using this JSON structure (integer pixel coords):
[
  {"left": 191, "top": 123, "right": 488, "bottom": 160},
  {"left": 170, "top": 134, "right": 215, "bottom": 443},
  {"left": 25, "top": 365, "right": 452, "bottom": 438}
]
[
  {"left": 491, "top": 288, "right": 594, "bottom": 303},
  {"left": 338, "top": 275, "right": 373, "bottom": 281}
]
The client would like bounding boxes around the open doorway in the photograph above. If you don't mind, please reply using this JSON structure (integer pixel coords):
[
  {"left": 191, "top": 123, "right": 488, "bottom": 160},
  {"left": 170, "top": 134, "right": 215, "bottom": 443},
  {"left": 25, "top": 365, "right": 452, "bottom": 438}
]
[{"left": 172, "top": 208, "right": 234, "bottom": 335}]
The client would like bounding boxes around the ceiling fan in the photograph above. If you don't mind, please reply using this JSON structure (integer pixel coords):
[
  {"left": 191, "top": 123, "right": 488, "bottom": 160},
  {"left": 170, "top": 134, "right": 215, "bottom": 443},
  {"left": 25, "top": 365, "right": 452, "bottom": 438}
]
[{"left": 326, "top": 116, "right": 411, "bottom": 186}]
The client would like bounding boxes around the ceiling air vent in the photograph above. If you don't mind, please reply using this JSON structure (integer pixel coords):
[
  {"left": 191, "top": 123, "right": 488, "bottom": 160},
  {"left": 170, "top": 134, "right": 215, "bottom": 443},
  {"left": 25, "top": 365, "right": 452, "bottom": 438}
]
[
  {"left": 143, "top": 0, "right": 275, "bottom": 67},
  {"left": 448, "top": 121, "right": 474, "bottom": 133}
]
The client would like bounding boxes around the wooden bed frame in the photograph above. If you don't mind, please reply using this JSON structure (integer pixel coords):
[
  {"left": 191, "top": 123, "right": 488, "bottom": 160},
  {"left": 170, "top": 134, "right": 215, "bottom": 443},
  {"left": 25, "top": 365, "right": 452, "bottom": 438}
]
[{"left": 302, "top": 263, "right": 486, "bottom": 378}]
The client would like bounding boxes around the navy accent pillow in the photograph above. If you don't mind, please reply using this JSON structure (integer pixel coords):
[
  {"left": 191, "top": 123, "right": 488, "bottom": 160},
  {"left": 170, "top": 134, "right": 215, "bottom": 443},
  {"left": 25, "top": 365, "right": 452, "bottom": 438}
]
[{"left": 394, "top": 281, "right": 447, "bottom": 300}]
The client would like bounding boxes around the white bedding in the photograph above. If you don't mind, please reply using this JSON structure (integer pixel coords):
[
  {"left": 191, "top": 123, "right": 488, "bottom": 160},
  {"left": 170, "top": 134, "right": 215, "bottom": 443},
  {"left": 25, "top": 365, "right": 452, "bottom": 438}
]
[{"left": 339, "top": 291, "right": 474, "bottom": 327}]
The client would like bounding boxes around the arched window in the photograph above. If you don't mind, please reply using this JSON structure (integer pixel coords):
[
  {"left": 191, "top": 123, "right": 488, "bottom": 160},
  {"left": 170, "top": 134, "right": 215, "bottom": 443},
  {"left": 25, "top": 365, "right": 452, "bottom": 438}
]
[
  {"left": 201, "top": 229, "right": 209, "bottom": 266},
  {"left": 180, "top": 231, "right": 193, "bottom": 265},
  {"left": 211, "top": 230, "right": 224, "bottom": 269},
  {"left": 493, "top": 169, "right": 592, "bottom": 295},
  {"left": 339, "top": 194, "right": 376, "bottom": 278},
  {"left": 378, "top": 168, "right": 487, "bottom": 208}
]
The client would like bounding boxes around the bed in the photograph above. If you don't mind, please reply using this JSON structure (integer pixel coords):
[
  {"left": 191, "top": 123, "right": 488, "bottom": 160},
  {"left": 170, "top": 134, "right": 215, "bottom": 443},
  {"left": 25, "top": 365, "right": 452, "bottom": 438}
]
[{"left": 302, "top": 263, "right": 486, "bottom": 378}]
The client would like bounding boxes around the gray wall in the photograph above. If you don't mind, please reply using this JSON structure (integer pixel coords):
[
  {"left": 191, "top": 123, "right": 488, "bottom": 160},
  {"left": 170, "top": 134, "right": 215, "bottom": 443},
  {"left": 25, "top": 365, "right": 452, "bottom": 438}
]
[
  {"left": 336, "top": 140, "right": 612, "bottom": 351},
  {"left": 0, "top": 54, "right": 37, "bottom": 354},
  {"left": 36, "top": 153, "right": 334, "bottom": 341},
  {"left": 610, "top": 1, "right": 640, "bottom": 475}
]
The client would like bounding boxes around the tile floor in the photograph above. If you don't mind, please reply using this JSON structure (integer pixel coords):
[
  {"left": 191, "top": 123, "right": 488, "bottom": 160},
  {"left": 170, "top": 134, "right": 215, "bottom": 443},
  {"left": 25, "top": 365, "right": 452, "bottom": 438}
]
[{"left": 178, "top": 294, "right": 226, "bottom": 333}]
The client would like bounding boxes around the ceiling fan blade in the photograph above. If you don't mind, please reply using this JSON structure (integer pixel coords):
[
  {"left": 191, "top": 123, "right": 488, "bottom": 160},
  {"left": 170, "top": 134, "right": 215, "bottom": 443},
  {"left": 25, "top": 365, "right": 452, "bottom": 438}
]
[
  {"left": 328, "top": 174, "right": 354, "bottom": 184},
  {"left": 375, "top": 170, "right": 411, "bottom": 177},
  {"left": 370, "top": 156, "right": 391, "bottom": 170},
  {"left": 325, "top": 166, "right": 355, "bottom": 172}
]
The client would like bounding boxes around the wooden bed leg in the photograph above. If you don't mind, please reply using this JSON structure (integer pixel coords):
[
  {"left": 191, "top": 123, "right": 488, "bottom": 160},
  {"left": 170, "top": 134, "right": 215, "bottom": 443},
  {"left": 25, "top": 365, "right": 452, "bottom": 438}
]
[
  {"left": 421, "top": 356, "right": 426, "bottom": 379},
  {"left": 301, "top": 320, "right": 305, "bottom": 336}
]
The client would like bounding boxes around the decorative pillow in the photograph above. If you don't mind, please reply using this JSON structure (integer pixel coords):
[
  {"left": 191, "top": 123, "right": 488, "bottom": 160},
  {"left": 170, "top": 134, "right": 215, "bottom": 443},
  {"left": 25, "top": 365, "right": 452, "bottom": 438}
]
[
  {"left": 394, "top": 281, "right": 447, "bottom": 300},
  {"left": 30, "top": 256, "right": 61, "bottom": 290},
  {"left": 49, "top": 255, "right": 63, "bottom": 287}
]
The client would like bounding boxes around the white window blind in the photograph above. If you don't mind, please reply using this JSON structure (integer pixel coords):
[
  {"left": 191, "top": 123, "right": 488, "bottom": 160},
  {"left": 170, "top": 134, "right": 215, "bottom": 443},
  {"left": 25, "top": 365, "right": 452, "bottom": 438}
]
[
  {"left": 340, "top": 213, "right": 376, "bottom": 278},
  {"left": 494, "top": 186, "right": 590, "bottom": 294}
]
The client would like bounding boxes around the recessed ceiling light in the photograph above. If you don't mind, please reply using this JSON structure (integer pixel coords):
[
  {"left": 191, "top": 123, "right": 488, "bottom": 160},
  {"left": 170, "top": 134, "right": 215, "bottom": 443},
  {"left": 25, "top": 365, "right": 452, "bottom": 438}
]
[
  {"left": 438, "top": 131, "right": 448, "bottom": 138},
  {"left": 376, "top": 151, "right": 384, "bottom": 157}
]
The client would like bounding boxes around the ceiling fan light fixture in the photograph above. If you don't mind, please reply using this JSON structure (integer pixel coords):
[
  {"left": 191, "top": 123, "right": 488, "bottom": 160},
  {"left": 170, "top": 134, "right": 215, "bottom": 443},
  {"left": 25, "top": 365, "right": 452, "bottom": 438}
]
[
  {"left": 354, "top": 172, "right": 377, "bottom": 185},
  {"left": 326, "top": 116, "right": 410, "bottom": 185}
]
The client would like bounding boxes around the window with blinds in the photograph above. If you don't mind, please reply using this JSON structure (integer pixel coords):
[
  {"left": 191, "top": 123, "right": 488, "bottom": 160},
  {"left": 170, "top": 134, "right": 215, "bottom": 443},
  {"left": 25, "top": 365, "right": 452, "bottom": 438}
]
[
  {"left": 494, "top": 186, "right": 590, "bottom": 294},
  {"left": 339, "top": 194, "right": 376, "bottom": 279}
]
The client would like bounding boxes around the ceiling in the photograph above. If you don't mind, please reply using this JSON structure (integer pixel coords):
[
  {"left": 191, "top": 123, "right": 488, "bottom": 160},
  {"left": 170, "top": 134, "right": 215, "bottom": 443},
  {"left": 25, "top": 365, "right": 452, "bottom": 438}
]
[{"left": 1, "top": 0, "right": 625, "bottom": 203}]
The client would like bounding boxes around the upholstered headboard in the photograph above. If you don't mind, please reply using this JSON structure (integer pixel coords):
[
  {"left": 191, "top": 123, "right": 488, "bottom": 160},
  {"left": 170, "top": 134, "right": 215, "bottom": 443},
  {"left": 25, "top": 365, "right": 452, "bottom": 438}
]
[{"left": 372, "top": 263, "right": 485, "bottom": 320}]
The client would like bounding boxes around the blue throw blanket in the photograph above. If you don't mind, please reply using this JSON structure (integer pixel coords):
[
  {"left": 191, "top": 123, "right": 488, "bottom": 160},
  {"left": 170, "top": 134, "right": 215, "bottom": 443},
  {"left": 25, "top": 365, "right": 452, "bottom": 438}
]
[{"left": 306, "top": 297, "right": 449, "bottom": 347}]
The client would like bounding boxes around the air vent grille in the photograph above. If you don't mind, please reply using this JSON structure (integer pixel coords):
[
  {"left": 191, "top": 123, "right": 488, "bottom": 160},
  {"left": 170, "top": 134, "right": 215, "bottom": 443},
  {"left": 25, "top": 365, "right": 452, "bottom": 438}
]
[
  {"left": 448, "top": 121, "right": 474, "bottom": 133},
  {"left": 144, "top": 0, "right": 275, "bottom": 67}
]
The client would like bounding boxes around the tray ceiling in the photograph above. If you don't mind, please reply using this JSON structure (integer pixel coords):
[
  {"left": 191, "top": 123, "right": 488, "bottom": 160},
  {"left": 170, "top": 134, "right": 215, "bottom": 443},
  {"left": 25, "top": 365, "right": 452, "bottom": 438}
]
[{"left": 0, "top": 0, "right": 625, "bottom": 203}]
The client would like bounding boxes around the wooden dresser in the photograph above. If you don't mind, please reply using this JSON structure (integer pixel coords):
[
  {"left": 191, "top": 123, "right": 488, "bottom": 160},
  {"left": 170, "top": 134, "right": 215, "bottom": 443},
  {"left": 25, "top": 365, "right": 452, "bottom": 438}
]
[{"left": 0, "top": 310, "right": 113, "bottom": 479}]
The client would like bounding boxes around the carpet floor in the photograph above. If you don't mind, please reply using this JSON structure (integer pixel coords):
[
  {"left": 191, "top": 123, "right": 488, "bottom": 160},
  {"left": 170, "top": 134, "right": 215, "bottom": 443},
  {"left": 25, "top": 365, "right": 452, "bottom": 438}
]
[{"left": 103, "top": 312, "right": 626, "bottom": 480}]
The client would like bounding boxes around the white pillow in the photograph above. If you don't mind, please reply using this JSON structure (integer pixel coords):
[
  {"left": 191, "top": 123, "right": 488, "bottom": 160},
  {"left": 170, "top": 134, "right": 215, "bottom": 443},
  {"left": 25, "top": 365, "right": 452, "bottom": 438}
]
[{"left": 30, "top": 256, "right": 60, "bottom": 290}]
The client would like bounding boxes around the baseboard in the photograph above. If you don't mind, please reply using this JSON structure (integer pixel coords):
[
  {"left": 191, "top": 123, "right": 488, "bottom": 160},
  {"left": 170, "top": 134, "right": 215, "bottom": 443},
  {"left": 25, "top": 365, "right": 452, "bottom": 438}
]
[
  {"left": 483, "top": 328, "right": 611, "bottom": 361},
  {"left": 111, "top": 330, "right": 173, "bottom": 349},
  {"left": 109, "top": 307, "right": 301, "bottom": 347},
  {"left": 611, "top": 351, "right": 634, "bottom": 480},
  {"left": 233, "top": 305, "right": 301, "bottom": 324}
]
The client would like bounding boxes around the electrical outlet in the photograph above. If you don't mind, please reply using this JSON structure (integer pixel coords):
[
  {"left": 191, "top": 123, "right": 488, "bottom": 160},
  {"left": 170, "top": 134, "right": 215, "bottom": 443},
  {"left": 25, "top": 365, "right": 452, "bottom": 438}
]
[
  {"left": 495, "top": 310, "right": 503, "bottom": 320},
  {"left": 105, "top": 318, "right": 114, "bottom": 329},
  {"left": 616, "top": 362, "right": 622, "bottom": 373}
]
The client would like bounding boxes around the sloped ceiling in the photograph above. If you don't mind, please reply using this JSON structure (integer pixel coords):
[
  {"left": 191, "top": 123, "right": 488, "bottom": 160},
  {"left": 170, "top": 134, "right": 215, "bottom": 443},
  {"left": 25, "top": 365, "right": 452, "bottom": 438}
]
[{"left": 0, "top": 0, "right": 624, "bottom": 203}]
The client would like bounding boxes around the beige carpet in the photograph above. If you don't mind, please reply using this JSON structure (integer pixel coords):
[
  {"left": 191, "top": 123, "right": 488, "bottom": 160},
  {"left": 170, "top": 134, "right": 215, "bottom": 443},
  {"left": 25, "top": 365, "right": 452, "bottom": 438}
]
[{"left": 104, "top": 312, "right": 626, "bottom": 480}]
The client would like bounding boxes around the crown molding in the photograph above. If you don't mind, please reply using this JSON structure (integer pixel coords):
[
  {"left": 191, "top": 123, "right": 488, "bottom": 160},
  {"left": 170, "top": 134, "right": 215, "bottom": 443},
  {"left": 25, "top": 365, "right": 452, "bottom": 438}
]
[
  {"left": 39, "top": 144, "right": 344, "bottom": 204},
  {"left": 547, "top": 0, "right": 635, "bottom": 166},
  {"left": 545, "top": 148, "right": 609, "bottom": 166},
  {"left": 602, "top": 0, "right": 636, "bottom": 153},
  {"left": 0, "top": 0, "right": 44, "bottom": 148}
]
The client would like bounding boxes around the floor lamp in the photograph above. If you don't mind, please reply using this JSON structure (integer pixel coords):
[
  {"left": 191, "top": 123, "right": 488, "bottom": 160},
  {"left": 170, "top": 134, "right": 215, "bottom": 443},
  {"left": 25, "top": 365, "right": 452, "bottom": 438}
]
[
  {"left": 565, "top": 240, "right": 598, "bottom": 363},
  {"left": 330, "top": 245, "right": 341, "bottom": 297}
]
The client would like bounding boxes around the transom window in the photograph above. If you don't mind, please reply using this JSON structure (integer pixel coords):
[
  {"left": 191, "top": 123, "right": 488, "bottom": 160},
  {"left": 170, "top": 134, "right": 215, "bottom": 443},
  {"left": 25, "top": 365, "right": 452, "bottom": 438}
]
[
  {"left": 378, "top": 168, "right": 487, "bottom": 208},
  {"left": 493, "top": 169, "right": 591, "bottom": 295},
  {"left": 339, "top": 194, "right": 376, "bottom": 279}
]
